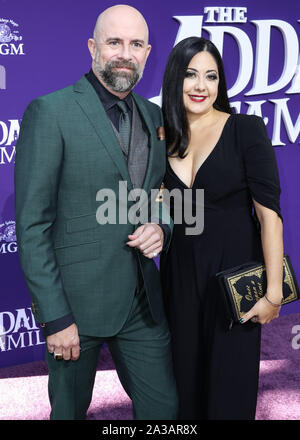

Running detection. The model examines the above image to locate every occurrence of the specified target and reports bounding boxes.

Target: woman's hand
[240,295,282,325]
[126,223,163,258]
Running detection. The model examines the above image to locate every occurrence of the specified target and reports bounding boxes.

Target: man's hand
[47,323,80,361]
[126,223,163,258]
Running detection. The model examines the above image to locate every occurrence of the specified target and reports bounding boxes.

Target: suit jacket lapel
[131,93,157,194]
[73,75,133,191]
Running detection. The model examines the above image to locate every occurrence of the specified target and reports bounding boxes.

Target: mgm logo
[0,18,25,56]
[0,221,17,254]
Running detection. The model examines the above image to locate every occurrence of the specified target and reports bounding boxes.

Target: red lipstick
[189,95,207,102]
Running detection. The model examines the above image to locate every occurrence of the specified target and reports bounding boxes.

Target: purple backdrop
[0,0,299,367]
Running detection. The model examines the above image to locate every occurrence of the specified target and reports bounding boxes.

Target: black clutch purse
[216,255,299,323]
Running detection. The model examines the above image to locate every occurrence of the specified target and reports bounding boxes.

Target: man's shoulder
[31,84,74,106]
[27,75,87,109]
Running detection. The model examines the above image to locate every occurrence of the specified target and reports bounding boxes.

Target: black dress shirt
[86,69,133,130]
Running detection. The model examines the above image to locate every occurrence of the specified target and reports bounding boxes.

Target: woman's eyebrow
[186,68,218,73]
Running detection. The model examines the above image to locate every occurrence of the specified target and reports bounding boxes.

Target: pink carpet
[0,313,299,420]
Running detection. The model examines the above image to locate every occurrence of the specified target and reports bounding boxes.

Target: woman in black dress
[160,37,284,420]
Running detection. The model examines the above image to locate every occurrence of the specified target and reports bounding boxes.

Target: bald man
[15,5,178,420]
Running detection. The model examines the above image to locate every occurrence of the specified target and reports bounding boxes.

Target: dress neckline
[167,114,233,189]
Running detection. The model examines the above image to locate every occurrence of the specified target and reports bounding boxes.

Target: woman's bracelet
[264,294,283,307]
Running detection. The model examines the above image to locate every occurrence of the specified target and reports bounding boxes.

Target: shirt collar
[86,69,133,111]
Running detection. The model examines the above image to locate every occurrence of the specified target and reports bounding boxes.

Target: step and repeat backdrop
[0,0,299,367]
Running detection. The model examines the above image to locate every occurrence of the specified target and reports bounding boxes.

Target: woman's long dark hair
[162,37,232,158]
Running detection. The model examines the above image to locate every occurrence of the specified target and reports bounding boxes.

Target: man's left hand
[126,223,163,258]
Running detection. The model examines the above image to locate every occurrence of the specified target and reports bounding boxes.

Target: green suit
[14,75,178,419]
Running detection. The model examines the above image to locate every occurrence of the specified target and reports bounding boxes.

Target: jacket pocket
[66,213,98,233]
[55,241,100,266]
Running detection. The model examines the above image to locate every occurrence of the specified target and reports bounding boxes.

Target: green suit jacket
[14,75,172,337]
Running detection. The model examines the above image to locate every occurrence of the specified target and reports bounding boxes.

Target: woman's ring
[153,252,158,258]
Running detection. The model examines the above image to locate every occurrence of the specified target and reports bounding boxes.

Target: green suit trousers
[46,289,178,420]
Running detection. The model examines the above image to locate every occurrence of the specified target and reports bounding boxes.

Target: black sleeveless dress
[160,113,282,420]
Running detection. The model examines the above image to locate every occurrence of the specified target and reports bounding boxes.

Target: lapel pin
[155,182,165,202]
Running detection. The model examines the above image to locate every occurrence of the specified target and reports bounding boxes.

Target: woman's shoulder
[231,112,265,128]
[232,113,267,139]
[231,113,268,142]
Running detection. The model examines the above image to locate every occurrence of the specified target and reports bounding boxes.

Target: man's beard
[95,56,142,93]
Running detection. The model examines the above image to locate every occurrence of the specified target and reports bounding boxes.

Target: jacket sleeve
[41,313,75,338]
[14,98,72,324]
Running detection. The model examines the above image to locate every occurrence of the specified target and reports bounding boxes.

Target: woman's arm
[241,199,284,324]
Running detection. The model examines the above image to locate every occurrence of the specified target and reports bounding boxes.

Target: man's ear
[146,44,152,60]
[88,38,97,60]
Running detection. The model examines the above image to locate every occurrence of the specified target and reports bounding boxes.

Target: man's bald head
[93,5,149,44]
[88,4,151,98]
